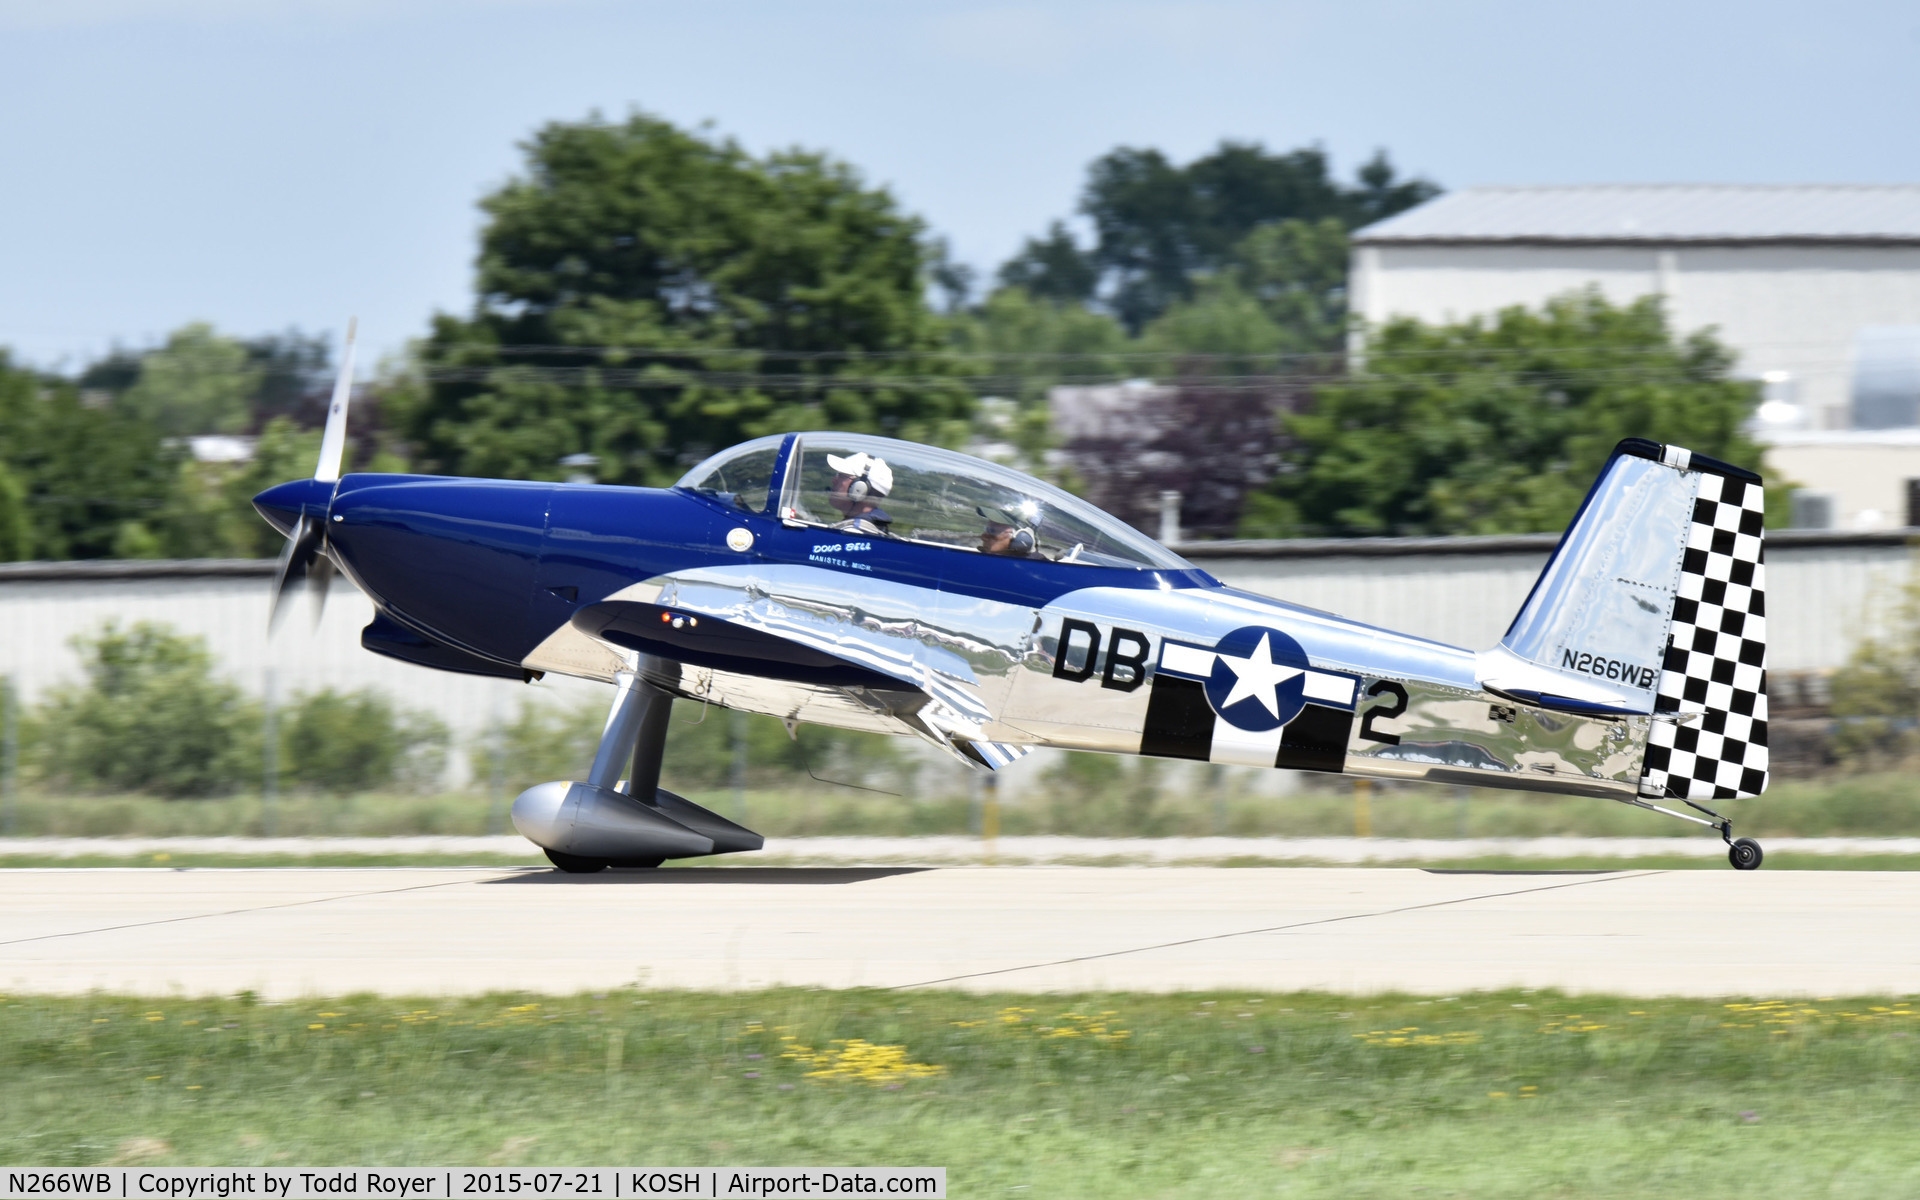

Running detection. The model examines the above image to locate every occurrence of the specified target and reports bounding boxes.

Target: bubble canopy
[677,433,1189,570]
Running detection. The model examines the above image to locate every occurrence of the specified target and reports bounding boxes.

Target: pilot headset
[828,452,892,502]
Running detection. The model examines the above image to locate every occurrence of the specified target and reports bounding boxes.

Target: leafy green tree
[1220,217,1351,353]
[1141,281,1291,372]
[34,623,256,797]
[997,221,1101,303]
[283,688,450,793]
[80,324,335,434]
[399,112,973,485]
[949,287,1131,401]
[0,353,183,560]
[1080,218,1353,382]
[1344,150,1448,228]
[1240,291,1774,538]
[242,329,334,425]
[120,322,263,436]
[1021,142,1435,331]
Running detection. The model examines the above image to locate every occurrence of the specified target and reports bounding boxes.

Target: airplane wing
[575,570,1022,771]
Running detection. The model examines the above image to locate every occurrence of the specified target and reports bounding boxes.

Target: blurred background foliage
[1827,571,1920,765]
[24,623,447,799]
[0,108,1768,559]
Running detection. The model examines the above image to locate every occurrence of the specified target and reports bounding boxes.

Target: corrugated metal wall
[1185,530,1916,673]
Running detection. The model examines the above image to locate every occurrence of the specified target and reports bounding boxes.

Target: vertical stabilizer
[1481,438,1768,800]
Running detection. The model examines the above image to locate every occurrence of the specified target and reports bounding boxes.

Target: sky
[2,0,1916,372]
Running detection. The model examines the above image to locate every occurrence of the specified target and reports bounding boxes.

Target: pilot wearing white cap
[824,451,894,535]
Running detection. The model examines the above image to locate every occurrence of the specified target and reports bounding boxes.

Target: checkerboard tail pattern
[1639,470,1769,800]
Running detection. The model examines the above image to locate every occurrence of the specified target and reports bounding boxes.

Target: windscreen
[676,436,785,514]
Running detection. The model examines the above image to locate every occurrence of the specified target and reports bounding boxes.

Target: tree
[399,112,973,485]
[119,322,264,436]
[1218,217,1351,354]
[996,221,1100,304]
[948,287,1132,404]
[242,329,335,426]
[1027,141,1436,331]
[0,353,183,560]
[1346,150,1444,228]
[1240,290,1775,538]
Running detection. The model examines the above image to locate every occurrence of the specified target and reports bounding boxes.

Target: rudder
[1640,466,1769,801]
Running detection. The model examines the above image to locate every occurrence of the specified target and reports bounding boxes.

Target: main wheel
[1728,838,1763,871]
[544,848,610,873]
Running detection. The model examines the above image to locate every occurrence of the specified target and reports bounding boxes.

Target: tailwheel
[1728,838,1763,871]
[544,848,610,873]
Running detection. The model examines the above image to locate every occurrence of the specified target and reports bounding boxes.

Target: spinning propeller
[268,317,357,630]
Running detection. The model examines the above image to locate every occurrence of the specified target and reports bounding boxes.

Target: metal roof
[1354,185,1920,245]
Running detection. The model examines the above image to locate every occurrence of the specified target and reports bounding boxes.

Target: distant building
[1352,185,1920,527]
[184,434,257,464]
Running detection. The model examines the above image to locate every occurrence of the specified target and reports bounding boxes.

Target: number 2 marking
[1359,680,1409,745]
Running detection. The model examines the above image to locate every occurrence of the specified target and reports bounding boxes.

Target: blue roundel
[1203,625,1313,732]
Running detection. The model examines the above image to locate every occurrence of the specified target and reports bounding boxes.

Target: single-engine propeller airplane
[256,325,1770,872]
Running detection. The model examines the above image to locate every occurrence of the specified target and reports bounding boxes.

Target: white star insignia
[1216,632,1302,717]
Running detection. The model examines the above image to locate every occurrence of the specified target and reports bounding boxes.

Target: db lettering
[1051,618,1150,692]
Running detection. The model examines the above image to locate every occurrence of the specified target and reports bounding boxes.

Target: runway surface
[2,866,1916,998]
[11,834,1920,863]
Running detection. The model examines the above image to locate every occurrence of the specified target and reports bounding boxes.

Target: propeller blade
[269,514,324,631]
[313,316,357,484]
[308,552,336,626]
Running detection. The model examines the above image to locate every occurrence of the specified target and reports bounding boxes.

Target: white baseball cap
[825,451,893,497]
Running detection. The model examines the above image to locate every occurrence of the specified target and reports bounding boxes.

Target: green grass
[2,989,1917,1196]
[8,769,1920,840]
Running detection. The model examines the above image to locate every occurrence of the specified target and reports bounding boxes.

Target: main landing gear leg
[541,670,675,874]
[1611,792,1763,871]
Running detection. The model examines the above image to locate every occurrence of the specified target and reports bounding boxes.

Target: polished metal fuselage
[526,559,1643,799]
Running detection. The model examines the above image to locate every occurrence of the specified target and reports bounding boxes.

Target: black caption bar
[1,1171,944,1200]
